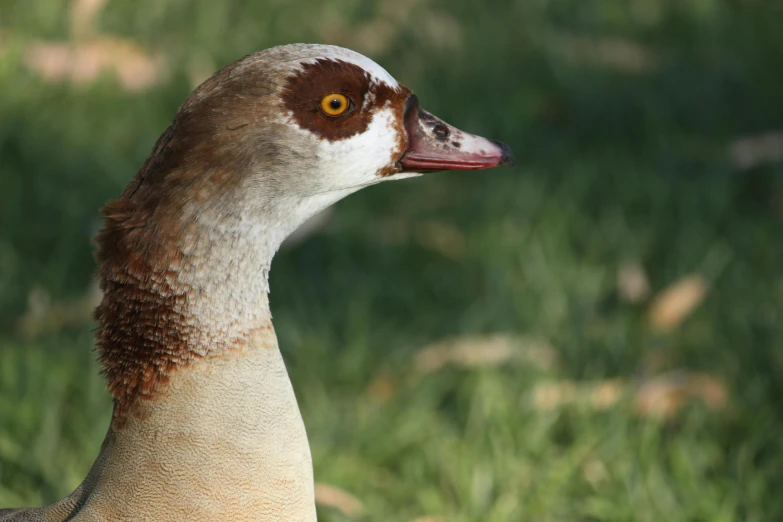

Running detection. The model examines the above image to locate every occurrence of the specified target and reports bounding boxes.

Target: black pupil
[330,97,343,110]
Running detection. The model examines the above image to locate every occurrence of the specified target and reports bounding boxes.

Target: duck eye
[320,93,351,117]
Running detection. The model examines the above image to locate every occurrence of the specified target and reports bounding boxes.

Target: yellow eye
[320,93,350,117]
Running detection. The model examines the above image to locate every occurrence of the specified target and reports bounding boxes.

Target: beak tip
[492,140,515,168]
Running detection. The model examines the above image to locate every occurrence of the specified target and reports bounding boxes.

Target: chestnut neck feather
[95,184,277,426]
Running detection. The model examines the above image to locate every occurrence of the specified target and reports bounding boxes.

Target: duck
[0,43,513,521]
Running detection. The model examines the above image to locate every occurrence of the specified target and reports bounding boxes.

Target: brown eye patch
[282,58,411,142]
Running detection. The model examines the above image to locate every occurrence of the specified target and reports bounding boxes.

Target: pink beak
[398,96,514,173]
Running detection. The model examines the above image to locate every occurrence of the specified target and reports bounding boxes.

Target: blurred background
[1,0,782,520]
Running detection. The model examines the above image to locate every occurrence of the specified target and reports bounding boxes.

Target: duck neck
[96,208,282,421]
[78,198,326,520]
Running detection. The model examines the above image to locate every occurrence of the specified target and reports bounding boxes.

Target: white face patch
[314,106,403,189]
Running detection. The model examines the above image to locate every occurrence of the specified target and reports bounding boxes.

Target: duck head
[119,45,513,224]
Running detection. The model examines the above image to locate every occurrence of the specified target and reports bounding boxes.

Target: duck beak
[398,95,514,173]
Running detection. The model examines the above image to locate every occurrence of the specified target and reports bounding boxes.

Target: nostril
[433,124,449,140]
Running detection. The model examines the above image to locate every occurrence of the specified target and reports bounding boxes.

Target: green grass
[1,0,783,520]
